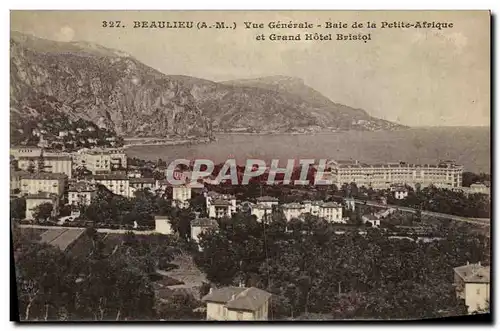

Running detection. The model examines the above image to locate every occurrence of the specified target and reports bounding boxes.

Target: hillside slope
[10,32,212,143]
[10,32,406,147]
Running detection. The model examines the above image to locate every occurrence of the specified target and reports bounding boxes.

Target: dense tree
[32,202,53,221]
[13,226,185,321]
[194,213,483,320]
[11,197,26,220]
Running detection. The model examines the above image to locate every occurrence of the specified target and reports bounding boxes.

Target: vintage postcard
[10,10,491,322]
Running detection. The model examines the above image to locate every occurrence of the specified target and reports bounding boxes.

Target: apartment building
[10,146,42,158]
[91,174,129,197]
[11,170,30,192]
[191,218,219,244]
[251,203,273,222]
[205,192,237,217]
[209,200,233,219]
[25,192,60,220]
[129,178,156,196]
[100,147,127,170]
[202,287,272,321]
[453,183,491,196]
[282,201,343,223]
[282,203,305,221]
[17,155,72,177]
[155,215,173,235]
[454,262,490,314]
[172,184,192,209]
[255,196,279,208]
[68,181,96,207]
[391,186,409,200]
[19,172,67,197]
[326,160,463,190]
[74,148,127,173]
[362,214,381,227]
[318,201,344,223]
[80,152,112,174]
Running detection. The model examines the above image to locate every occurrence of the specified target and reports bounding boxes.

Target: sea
[125,127,491,174]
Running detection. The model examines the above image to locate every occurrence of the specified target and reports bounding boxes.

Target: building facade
[326,160,463,190]
[81,152,112,174]
[209,200,233,219]
[255,196,279,208]
[25,193,59,220]
[172,185,192,209]
[202,287,272,321]
[205,192,237,218]
[318,202,343,222]
[68,181,96,207]
[91,174,129,197]
[155,215,173,235]
[191,218,219,243]
[11,170,30,192]
[129,178,156,197]
[282,201,343,223]
[251,204,273,222]
[282,203,304,222]
[39,155,73,178]
[454,263,490,314]
[10,146,42,159]
[19,173,67,197]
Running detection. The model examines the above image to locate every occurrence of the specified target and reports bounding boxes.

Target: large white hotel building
[324,160,463,190]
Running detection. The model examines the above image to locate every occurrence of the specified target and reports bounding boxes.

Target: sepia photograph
[9,10,491,322]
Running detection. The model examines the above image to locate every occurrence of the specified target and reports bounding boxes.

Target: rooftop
[26,192,58,200]
[39,228,86,252]
[212,199,232,207]
[91,174,129,181]
[129,177,156,184]
[206,191,235,199]
[363,214,379,221]
[69,181,96,192]
[321,201,341,208]
[42,155,73,161]
[11,170,31,177]
[256,196,279,202]
[454,263,490,283]
[282,203,303,209]
[191,218,219,227]
[253,203,273,210]
[20,172,68,180]
[329,159,463,170]
[202,286,272,312]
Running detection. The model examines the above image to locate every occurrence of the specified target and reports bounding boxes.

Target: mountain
[219,76,405,132]
[10,32,406,148]
[10,31,212,145]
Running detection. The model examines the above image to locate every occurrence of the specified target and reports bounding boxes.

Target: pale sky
[10,10,490,126]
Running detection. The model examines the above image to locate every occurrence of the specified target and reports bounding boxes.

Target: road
[353,199,490,227]
[17,224,158,235]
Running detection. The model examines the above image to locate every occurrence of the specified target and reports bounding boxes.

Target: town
[10,144,491,321]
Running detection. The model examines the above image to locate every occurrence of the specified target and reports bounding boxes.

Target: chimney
[478,261,481,267]
[209,288,213,294]
[231,294,236,301]
[467,261,469,265]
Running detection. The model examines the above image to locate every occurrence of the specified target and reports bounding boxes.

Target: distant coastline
[123,136,213,148]
[123,128,411,147]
